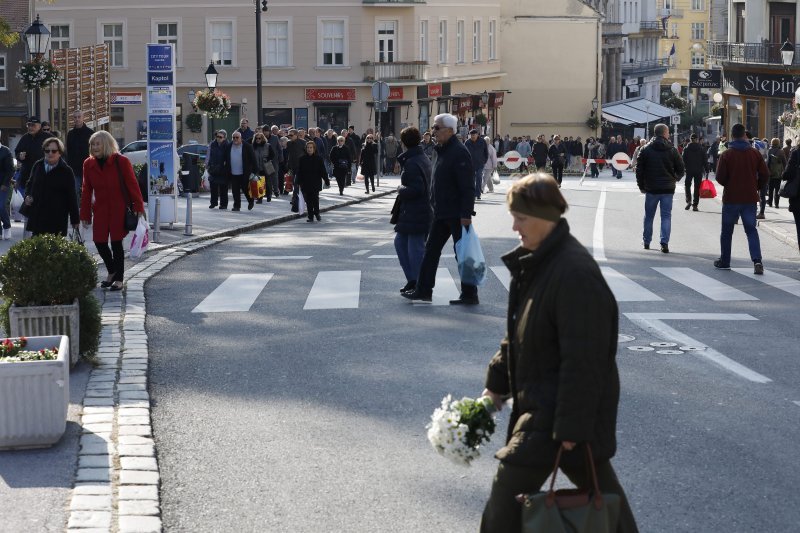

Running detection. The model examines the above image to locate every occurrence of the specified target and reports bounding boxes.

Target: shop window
[110,106,125,146]
[745,100,759,138]
[316,106,349,133]
[263,108,292,128]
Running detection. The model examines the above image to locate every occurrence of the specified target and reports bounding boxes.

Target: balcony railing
[639,21,663,32]
[621,58,671,74]
[659,8,683,17]
[707,40,800,66]
[362,61,428,82]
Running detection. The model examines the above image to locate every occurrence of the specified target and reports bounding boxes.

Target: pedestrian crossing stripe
[601,267,663,302]
[304,271,361,310]
[192,273,274,313]
[653,267,758,301]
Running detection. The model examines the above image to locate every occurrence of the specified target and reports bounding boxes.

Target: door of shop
[378,106,398,137]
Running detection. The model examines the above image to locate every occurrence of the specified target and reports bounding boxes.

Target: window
[102,23,124,67]
[456,20,465,63]
[438,19,447,63]
[419,20,428,62]
[472,20,481,61]
[50,25,70,50]
[266,21,290,66]
[691,0,704,10]
[488,19,497,60]
[209,21,233,65]
[664,0,673,8]
[320,19,345,66]
[691,51,705,67]
[153,21,180,65]
[377,21,397,63]
[0,54,5,90]
[671,23,678,38]
[691,22,705,40]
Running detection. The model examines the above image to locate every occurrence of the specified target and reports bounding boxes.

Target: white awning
[601,98,678,125]
[602,111,634,125]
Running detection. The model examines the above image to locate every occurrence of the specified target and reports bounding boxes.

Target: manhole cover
[618,334,636,343]
[627,346,655,352]
[656,350,684,355]
[650,342,678,347]
[679,346,706,351]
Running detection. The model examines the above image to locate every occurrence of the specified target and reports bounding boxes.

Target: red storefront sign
[491,92,505,107]
[427,84,443,98]
[389,87,404,100]
[305,88,356,101]
[457,97,472,113]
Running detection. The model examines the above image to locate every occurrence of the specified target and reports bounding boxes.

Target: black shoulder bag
[115,156,139,231]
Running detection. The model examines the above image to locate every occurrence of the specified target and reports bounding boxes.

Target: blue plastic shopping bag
[455,225,487,286]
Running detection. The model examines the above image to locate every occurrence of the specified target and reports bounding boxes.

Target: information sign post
[146,43,178,226]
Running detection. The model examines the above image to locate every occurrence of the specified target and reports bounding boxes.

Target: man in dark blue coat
[403,113,479,305]
[465,129,489,200]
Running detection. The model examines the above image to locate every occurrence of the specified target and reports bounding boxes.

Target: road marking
[490,266,511,291]
[192,274,274,313]
[430,268,462,306]
[593,188,607,263]
[601,267,663,302]
[732,268,800,297]
[369,254,455,259]
[353,250,370,256]
[624,312,770,383]
[372,241,391,247]
[304,271,361,310]
[653,267,758,301]
[793,401,800,408]
[222,255,312,261]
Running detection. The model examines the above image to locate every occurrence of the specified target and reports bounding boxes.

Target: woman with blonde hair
[80,130,145,291]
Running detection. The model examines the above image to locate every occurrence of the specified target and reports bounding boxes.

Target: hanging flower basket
[16,59,60,92]
[193,89,231,119]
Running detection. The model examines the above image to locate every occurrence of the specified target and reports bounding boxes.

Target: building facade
[621,0,668,102]
[658,0,712,97]
[0,0,33,146]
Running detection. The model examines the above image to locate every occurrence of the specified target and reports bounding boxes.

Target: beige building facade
[36,0,603,144]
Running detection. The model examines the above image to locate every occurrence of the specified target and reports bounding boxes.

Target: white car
[119,140,180,175]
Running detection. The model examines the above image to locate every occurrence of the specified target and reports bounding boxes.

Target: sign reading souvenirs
[305,88,356,101]
[689,69,722,89]
[723,69,798,98]
[428,84,443,98]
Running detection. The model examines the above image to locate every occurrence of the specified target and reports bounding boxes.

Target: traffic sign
[610,152,631,171]
[670,114,680,125]
[371,81,390,102]
[498,150,524,170]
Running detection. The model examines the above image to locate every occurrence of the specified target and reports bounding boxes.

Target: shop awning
[601,97,678,125]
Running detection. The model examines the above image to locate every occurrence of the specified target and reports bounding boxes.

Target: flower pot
[9,299,80,367]
[0,335,69,450]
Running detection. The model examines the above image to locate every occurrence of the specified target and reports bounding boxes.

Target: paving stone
[119,376,147,384]
[80,442,114,456]
[119,391,149,401]
[120,370,146,377]
[119,470,159,485]
[67,511,111,529]
[75,468,111,482]
[118,425,152,437]
[66,528,109,533]
[118,383,146,391]
[118,416,151,426]
[120,456,158,471]
[119,400,150,410]
[118,515,162,532]
[86,382,115,390]
[83,407,114,416]
[118,435,154,446]
[70,494,112,511]
[83,423,113,434]
[84,397,115,407]
[121,365,148,371]
[82,414,113,424]
[85,389,114,398]
[73,483,112,496]
[81,433,112,446]
[118,499,160,516]
[78,455,112,468]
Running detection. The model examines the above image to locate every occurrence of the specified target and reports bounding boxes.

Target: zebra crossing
[190,263,800,313]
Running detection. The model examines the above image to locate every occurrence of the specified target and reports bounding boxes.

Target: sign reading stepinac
[146,43,178,223]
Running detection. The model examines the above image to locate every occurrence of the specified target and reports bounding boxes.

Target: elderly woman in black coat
[329,136,352,196]
[295,141,326,222]
[394,127,432,294]
[24,137,80,237]
[480,173,638,533]
[359,133,379,193]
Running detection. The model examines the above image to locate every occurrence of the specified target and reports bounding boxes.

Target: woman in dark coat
[480,173,638,533]
[25,137,80,237]
[359,134,379,193]
[295,141,326,222]
[394,127,432,294]
[80,131,145,291]
[781,147,800,258]
[329,136,352,195]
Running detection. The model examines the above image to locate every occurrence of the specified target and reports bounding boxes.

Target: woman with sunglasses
[23,137,80,237]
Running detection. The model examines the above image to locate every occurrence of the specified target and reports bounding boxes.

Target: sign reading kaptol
[146,43,177,224]
[689,69,722,89]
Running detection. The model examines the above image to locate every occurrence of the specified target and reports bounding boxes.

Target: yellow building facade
[658,0,712,95]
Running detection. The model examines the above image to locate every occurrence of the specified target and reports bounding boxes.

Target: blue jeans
[474,168,484,198]
[643,192,673,245]
[394,232,426,282]
[720,203,761,265]
[0,186,10,230]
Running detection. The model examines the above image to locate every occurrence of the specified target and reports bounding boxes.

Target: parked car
[177,142,208,163]
[120,140,180,173]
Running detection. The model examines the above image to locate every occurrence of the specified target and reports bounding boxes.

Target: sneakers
[1,228,9,240]
[660,243,669,254]
[713,259,731,270]
[753,262,764,275]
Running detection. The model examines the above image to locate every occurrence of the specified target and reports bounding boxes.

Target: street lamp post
[205,61,219,139]
[591,97,599,138]
[713,92,723,137]
[22,14,51,119]
[781,40,794,69]
[255,0,268,126]
[670,82,681,146]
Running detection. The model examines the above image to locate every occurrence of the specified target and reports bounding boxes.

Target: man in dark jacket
[532,134,549,170]
[682,133,706,211]
[464,129,488,200]
[635,123,685,253]
[403,113,478,305]
[206,129,229,209]
[224,131,257,211]
[714,123,769,274]
[286,129,307,175]
[65,110,94,196]
[607,135,626,178]
[235,118,254,143]
[14,117,49,193]
[0,133,14,239]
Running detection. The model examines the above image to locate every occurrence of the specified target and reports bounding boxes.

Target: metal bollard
[152,197,161,243]
[184,189,193,236]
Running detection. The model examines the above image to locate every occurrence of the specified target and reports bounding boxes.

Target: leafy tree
[0,2,57,48]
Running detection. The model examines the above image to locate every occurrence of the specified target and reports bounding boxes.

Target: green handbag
[519,444,621,533]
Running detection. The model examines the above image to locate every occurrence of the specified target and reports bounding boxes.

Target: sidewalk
[0,177,400,533]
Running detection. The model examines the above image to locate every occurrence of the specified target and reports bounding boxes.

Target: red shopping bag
[284,172,294,192]
[699,178,717,199]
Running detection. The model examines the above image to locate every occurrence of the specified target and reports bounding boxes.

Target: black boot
[400,280,416,294]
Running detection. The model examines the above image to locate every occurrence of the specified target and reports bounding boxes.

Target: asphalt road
[147,173,800,532]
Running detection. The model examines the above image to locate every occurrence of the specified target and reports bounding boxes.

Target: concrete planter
[9,299,79,367]
[0,335,70,450]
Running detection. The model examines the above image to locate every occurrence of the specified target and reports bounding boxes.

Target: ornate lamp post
[22,14,51,118]
[670,82,681,146]
[781,40,794,69]
[205,61,219,138]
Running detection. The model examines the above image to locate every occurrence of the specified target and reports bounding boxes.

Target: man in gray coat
[465,129,489,200]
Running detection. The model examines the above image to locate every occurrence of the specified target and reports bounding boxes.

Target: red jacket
[80,153,145,241]
[715,140,769,204]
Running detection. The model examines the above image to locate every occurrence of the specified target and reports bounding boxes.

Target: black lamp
[23,14,51,59]
[205,62,218,90]
[781,40,794,68]
[481,90,489,106]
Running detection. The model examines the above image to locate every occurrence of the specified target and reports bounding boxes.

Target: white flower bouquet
[426,394,496,466]
[16,59,61,92]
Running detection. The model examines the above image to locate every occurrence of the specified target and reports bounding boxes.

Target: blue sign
[148,141,176,195]
[148,115,173,141]
[148,72,174,86]
[294,108,308,130]
[147,44,173,71]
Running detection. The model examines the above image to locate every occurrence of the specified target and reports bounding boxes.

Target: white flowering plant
[193,88,232,119]
[426,394,496,466]
[16,59,60,91]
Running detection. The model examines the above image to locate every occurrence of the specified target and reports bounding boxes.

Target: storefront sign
[457,98,472,113]
[389,87,403,100]
[111,92,143,105]
[427,84,442,98]
[305,88,356,101]
[689,69,722,89]
[723,69,798,98]
[490,92,504,107]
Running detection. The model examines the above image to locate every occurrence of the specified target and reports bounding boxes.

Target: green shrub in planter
[0,235,101,358]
